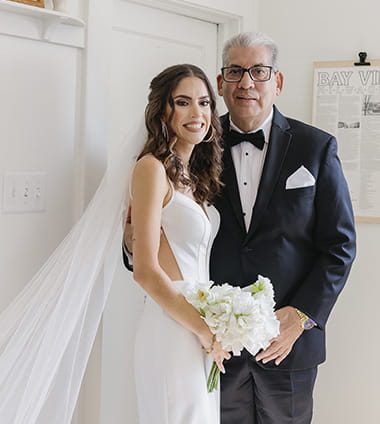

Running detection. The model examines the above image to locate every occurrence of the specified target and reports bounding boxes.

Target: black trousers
[220,351,317,424]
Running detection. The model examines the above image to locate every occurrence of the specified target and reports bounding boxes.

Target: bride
[129,64,230,423]
[0,63,230,424]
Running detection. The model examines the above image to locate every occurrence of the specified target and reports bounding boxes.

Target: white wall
[257,1,380,422]
[0,35,80,311]
[0,5,85,423]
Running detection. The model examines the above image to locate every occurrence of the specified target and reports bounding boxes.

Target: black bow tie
[228,129,265,150]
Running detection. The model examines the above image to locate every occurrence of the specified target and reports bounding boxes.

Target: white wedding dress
[134,187,220,424]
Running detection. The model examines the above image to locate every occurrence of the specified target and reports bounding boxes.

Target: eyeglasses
[221,65,273,83]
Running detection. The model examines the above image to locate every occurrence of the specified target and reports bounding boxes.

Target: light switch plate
[2,172,47,213]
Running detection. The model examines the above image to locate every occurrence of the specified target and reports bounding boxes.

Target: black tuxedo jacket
[210,107,356,370]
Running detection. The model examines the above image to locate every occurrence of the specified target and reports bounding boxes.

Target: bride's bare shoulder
[133,154,166,183]
[134,154,165,173]
[136,154,163,167]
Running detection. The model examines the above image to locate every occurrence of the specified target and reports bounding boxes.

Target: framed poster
[312,60,380,223]
[8,0,44,7]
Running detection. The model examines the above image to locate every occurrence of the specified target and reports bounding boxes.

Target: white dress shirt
[230,109,273,231]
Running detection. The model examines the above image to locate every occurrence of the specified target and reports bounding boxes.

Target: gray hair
[222,32,279,71]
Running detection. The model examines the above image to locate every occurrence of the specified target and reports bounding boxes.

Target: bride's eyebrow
[173,95,210,100]
[173,94,192,100]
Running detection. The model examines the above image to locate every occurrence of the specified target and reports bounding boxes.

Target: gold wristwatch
[295,308,316,330]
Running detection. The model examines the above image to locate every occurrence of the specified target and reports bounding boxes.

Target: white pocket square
[286,166,315,190]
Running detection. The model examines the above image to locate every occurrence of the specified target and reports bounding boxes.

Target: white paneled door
[98,2,219,424]
[108,1,219,153]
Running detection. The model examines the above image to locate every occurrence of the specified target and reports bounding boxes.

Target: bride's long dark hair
[138,64,223,204]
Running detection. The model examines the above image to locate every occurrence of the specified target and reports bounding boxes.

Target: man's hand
[123,205,164,255]
[255,306,303,366]
[123,206,134,254]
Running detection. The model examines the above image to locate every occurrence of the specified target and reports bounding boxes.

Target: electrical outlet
[2,172,47,213]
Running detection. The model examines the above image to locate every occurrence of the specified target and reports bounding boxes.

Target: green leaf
[251,280,265,295]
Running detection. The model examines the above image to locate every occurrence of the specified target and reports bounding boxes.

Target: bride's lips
[183,121,205,132]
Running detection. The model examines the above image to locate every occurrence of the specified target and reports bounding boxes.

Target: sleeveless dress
[134,186,220,424]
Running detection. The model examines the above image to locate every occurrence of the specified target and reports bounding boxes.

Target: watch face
[303,319,316,330]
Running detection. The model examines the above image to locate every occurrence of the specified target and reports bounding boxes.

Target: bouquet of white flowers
[180,275,280,392]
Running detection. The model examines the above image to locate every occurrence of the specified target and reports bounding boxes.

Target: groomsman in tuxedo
[211,32,356,424]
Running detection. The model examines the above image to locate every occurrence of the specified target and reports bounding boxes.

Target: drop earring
[161,121,169,142]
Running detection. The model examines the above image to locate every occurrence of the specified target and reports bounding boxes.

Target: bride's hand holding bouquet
[182,275,280,392]
[198,332,231,374]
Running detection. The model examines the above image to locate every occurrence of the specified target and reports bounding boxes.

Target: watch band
[294,308,316,330]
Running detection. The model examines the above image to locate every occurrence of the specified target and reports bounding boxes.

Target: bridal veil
[0,123,146,423]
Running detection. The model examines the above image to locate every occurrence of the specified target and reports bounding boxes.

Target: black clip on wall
[354,51,371,66]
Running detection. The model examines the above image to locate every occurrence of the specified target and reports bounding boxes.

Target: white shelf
[0,0,85,48]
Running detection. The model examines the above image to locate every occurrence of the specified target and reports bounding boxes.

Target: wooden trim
[355,216,380,224]
[8,0,44,8]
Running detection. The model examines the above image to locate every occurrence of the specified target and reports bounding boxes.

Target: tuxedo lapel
[219,114,246,232]
[246,107,292,239]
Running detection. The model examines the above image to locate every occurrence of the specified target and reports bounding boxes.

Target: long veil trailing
[0,123,146,423]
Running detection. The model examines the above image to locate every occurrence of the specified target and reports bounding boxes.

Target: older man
[211,32,356,424]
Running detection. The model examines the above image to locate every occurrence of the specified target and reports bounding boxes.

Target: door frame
[126,0,242,70]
